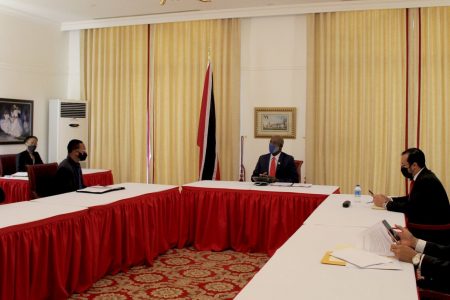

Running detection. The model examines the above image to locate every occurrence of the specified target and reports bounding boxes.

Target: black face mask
[401,167,413,180]
[78,152,88,161]
[27,145,37,153]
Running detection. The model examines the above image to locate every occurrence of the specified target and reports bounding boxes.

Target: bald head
[270,135,284,148]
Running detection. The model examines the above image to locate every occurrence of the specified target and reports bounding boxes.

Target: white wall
[240,15,308,182]
[0,9,69,162]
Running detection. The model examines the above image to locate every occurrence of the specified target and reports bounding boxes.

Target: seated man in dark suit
[252,135,299,183]
[391,225,450,294]
[16,135,44,172]
[373,148,450,225]
[55,139,87,194]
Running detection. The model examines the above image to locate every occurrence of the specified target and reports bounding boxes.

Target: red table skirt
[83,170,114,187]
[0,170,114,204]
[0,188,180,300]
[180,187,339,256]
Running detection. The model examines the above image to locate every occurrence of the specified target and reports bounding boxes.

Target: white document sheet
[11,172,28,177]
[331,248,394,268]
[358,221,395,256]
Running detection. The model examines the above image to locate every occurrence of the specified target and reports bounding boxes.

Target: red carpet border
[70,248,269,299]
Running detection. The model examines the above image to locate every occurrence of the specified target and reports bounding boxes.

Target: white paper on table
[292,183,312,187]
[11,172,28,177]
[365,260,402,270]
[357,221,395,256]
[270,182,294,187]
[331,248,394,268]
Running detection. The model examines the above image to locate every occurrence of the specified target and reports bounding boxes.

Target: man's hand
[391,244,417,263]
[394,225,418,248]
[373,194,389,207]
[259,172,268,176]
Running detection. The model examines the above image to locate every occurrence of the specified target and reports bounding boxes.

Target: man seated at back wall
[252,135,299,183]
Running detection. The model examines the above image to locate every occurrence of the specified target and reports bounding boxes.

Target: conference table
[180,181,339,255]
[235,194,418,300]
[0,183,180,300]
[0,168,114,204]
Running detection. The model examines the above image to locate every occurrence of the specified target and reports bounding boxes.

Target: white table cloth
[236,224,418,300]
[304,193,406,227]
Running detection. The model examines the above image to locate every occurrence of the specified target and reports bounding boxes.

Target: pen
[368,190,374,203]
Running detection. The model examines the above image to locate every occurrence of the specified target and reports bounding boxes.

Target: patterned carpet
[70,248,269,300]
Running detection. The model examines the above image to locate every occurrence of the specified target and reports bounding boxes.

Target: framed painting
[0,98,33,144]
[254,107,296,139]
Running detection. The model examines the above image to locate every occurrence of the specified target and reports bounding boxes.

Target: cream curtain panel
[306,10,407,194]
[81,25,149,183]
[419,6,450,192]
[150,19,240,185]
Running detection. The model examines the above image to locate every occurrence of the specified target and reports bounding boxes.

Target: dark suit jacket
[55,157,85,194]
[418,242,450,293]
[16,151,43,172]
[387,168,450,224]
[252,152,299,183]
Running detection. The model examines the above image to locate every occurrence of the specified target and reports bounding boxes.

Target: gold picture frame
[254,107,296,139]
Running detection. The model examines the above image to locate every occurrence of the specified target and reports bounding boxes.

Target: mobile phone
[382,219,400,242]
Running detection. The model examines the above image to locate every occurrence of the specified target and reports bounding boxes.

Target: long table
[235,194,418,300]
[180,181,339,255]
[235,225,418,300]
[0,168,114,204]
[0,183,180,300]
[304,194,406,227]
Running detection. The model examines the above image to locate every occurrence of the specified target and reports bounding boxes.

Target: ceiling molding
[56,0,449,31]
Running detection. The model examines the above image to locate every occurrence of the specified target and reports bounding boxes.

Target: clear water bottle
[354,184,362,202]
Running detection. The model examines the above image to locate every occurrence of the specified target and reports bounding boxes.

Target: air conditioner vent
[60,102,86,118]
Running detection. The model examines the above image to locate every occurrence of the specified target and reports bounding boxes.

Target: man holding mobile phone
[390,225,450,294]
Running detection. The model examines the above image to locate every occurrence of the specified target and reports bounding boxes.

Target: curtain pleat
[150,20,240,185]
[81,25,149,183]
[419,6,450,192]
[306,10,407,194]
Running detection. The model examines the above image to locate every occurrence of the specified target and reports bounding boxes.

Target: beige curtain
[306,9,407,194]
[150,19,240,185]
[419,6,450,192]
[81,25,149,183]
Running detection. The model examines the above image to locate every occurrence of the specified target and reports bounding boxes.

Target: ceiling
[0,0,349,22]
[0,0,448,30]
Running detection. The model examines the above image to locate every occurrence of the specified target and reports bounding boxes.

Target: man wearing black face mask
[251,135,299,183]
[16,135,44,172]
[55,139,87,194]
[373,148,450,225]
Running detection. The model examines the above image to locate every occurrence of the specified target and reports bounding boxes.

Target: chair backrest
[0,154,17,176]
[294,160,303,183]
[418,287,450,300]
[27,163,58,199]
[408,222,450,245]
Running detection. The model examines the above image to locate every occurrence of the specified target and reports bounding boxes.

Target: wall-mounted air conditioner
[48,99,88,166]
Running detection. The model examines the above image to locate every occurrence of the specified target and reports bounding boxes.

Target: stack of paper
[331,248,401,270]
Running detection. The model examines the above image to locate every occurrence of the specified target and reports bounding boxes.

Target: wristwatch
[412,253,422,266]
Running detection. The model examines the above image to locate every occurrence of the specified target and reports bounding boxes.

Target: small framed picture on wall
[254,107,296,139]
[0,98,33,144]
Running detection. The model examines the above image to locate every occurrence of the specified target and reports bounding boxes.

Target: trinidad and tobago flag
[197,62,220,180]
